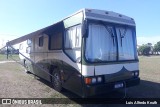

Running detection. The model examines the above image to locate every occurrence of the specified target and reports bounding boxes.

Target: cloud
[137,36,160,45]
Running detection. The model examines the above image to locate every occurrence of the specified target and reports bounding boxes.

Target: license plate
[114,83,123,89]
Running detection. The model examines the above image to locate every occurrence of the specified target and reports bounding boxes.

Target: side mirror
[76,57,81,63]
[82,20,88,38]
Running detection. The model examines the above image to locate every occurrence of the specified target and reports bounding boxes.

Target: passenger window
[26,46,31,54]
[39,36,43,47]
[27,39,32,46]
[19,44,23,50]
[65,25,81,49]
[49,32,62,50]
[64,25,82,62]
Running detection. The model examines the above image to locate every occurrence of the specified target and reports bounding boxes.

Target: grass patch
[139,56,160,82]
[0,54,20,61]
[0,55,159,100]
[0,62,23,72]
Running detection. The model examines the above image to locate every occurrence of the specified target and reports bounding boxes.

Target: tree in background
[138,44,151,55]
[153,41,160,55]
[0,46,19,54]
[147,43,153,54]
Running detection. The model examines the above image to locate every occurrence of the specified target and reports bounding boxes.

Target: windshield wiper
[119,28,127,46]
[93,58,103,62]
[104,26,115,46]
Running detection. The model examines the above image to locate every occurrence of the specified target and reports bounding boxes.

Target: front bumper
[84,77,140,97]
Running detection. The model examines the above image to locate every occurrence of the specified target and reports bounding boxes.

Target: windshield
[116,27,135,60]
[85,23,136,62]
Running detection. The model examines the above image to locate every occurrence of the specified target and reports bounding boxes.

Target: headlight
[92,78,96,84]
[131,71,139,77]
[97,77,102,82]
[84,76,103,84]
[135,72,138,76]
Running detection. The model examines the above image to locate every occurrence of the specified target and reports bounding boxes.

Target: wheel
[51,69,62,92]
[23,59,26,67]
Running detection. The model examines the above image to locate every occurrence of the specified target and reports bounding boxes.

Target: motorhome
[7,9,140,97]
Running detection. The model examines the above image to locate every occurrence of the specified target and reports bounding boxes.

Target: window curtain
[65,25,81,49]
[65,25,81,61]
[85,24,117,62]
[116,27,135,60]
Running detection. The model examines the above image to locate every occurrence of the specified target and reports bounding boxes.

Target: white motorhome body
[19,41,30,60]
[7,9,140,97]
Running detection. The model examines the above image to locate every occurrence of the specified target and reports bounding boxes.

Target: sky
[0,0,160,47]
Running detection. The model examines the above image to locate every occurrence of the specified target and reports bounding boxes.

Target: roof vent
[119,14,122,17]
[87,9,91,12]
[105,11,109,14]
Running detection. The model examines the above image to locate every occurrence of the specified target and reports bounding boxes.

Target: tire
[51,69,62,92]
[25,68,30,74]
[24,64,31,74]
[23,59,26,67]
[34,75,39,80]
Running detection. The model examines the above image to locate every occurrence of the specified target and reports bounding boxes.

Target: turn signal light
[84,78,92,84]
[84,76,103,85]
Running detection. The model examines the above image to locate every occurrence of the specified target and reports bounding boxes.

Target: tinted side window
[27,39,32,46]
[19,44,23,50]
[39,36,43,47]
[49,32,62,50]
